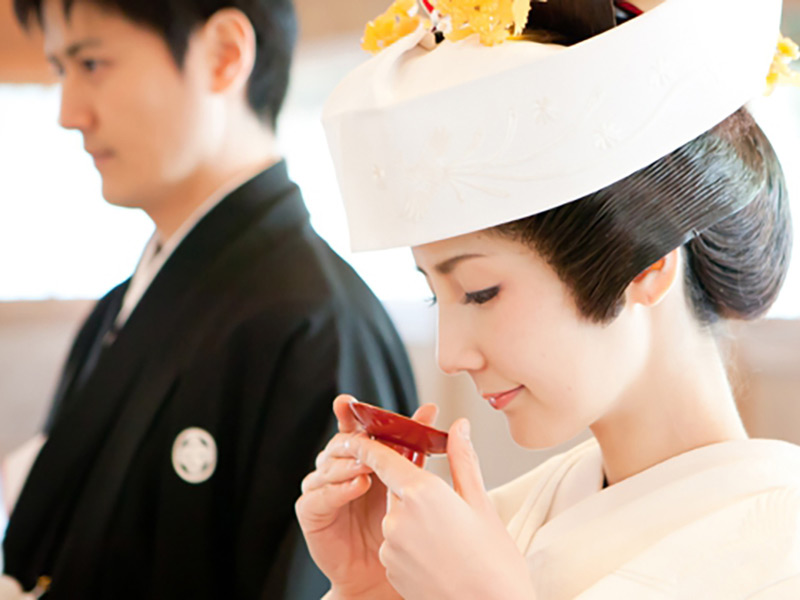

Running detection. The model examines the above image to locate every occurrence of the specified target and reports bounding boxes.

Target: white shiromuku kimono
[491,438,800,599]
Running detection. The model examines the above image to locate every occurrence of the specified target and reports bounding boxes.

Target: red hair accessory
[615,2,643,16]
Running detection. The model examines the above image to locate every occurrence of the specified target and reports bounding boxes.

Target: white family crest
[171,427,218,484]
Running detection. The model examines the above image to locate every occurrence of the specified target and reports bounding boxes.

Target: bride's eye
[464,286,500,305]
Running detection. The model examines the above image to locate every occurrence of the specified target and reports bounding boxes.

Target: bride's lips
[482,386,523,410]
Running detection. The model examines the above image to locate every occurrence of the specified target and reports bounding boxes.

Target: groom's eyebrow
[47,38,104,63]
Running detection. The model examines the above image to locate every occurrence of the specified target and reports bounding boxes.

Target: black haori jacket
[3,161,417,599]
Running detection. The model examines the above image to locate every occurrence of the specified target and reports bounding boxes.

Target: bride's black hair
[496,0,792,325]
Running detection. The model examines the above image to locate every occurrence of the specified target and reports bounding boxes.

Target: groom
[2,0,417,598]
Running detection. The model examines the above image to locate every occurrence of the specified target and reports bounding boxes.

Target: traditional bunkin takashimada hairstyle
[324,0,798,326]
[13,0,297,127]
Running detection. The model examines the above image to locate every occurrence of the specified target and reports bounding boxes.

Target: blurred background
[1,0,799,489]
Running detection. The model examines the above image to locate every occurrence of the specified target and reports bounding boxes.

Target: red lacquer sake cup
[349,400,448,467]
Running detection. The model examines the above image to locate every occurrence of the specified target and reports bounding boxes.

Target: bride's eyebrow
[416,253,485,276]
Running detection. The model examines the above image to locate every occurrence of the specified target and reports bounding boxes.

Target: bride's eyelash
[423,286,500,306]
[464,286,500,305]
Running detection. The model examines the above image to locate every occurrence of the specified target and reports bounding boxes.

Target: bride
[296,0,800,598]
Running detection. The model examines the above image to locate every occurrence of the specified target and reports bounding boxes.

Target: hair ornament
[362,0,541,53]
[766,33,800,94]
[362,0,429,54]
[363,0,797,94]
[433,0,535,45]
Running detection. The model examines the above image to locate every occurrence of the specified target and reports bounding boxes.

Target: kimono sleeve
[226,308,342,600]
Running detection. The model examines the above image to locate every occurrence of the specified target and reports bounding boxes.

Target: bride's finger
[301,458,373,494]
[333,394,362,433]
[317,432,374,465]
[296,475,374,530]
[411,402,439,427]
[345,435,426,500]
[315,431,370,469]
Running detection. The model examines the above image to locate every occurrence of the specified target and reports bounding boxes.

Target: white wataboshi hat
[322,0,784,251]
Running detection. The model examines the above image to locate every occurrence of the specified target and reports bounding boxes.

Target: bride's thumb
[447,419,491,511]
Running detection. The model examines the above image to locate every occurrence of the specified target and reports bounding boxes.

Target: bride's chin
[506,417,580,450]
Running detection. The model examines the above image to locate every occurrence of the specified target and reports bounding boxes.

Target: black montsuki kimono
[3,161,418,599]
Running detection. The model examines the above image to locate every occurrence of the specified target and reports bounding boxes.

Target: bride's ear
[626,248,681,308]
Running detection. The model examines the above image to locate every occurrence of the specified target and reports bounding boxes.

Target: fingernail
[461,420,471,441]
[344,438,350,450]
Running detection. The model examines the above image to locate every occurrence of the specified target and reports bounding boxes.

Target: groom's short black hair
[15,0,297,128]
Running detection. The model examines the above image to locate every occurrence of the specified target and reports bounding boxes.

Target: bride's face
[412,230,649,449]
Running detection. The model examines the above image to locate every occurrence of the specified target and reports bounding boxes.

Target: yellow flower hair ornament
[362,0,537,54]
[766,33,800,94]
[362,0,427,54]
[433,0,533,46]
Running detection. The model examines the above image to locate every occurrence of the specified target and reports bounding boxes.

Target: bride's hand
[343,418,536,600]
[295,394,438,600]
